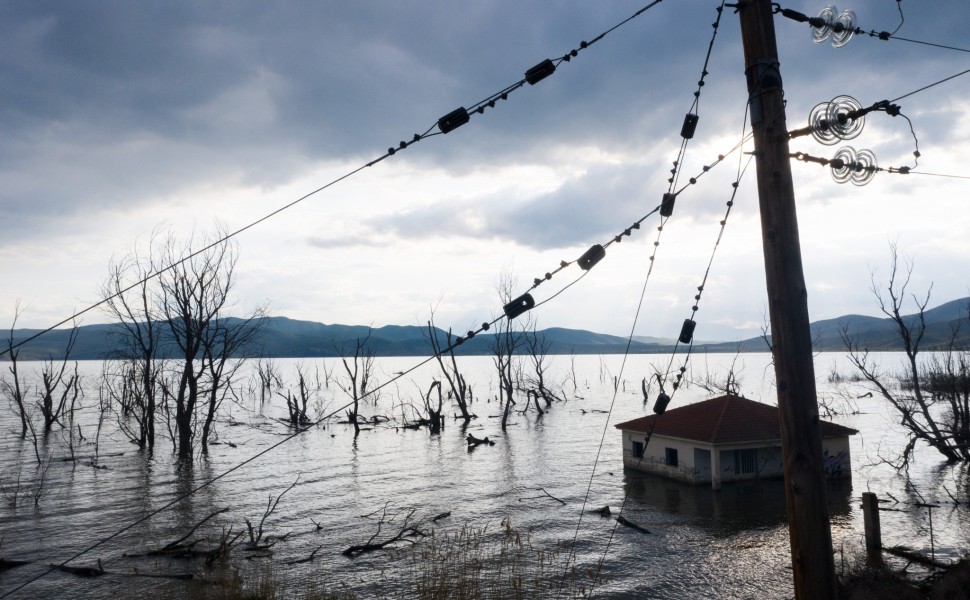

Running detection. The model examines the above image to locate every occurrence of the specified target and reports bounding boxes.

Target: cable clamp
[503,293,535,320]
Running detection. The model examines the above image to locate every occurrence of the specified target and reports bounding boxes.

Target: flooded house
[615,394,857,489]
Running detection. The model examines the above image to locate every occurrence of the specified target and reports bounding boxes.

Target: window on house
[632,441,644,458]
[665,447,678,467]
[734,448,758,474]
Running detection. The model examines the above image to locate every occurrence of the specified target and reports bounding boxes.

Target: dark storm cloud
[0,1,698,241]
[360,160,741,251]
[2,1,968,244]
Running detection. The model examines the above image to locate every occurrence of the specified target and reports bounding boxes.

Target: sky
[2,0,969,342]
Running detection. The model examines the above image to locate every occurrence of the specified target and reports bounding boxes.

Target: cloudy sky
[2,0,968,342]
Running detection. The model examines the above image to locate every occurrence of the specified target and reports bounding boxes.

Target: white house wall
[621,431,701,484]
[822,436,852,479]
[620,430,854,488]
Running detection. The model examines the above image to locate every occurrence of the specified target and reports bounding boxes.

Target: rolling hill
[4,297,968,361]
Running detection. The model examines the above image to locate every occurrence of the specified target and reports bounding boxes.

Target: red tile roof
[614,394,857,445]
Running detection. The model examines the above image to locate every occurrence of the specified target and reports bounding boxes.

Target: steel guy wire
[555,134,757,600]
[583,98,756,599]
[0,0,668,360]
[661,155,754,395]
[667,0,727,194]
[590,161,755,595]
[660,95,754,396]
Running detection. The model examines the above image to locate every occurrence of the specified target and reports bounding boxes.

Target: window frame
[734,448,758,475]
[632,440,645,458]
[665,447,678,467]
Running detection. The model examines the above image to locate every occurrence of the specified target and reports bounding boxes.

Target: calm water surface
[1,352,967,598]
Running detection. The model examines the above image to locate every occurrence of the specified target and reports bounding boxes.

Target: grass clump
[401,517,596,599]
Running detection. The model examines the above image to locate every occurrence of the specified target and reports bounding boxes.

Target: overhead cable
[774,2,970,53]
[0,0,668,359]
[3,124,764,598]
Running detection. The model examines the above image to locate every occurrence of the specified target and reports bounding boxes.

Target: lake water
[1,352,967,598]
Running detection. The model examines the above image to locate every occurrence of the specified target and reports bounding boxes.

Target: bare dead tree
[101,245,162,451]
[492,319,521,431]
[843,244,970,466]
[155,229,261,461]
[524,326,563,407]
[276,364,318,427]
[427,316,474,423]
[692,351,743,397]
[567,352,580,395]
[491,275,530,431]
[199,311,265,452]
[2,304,30,439]
[423,380,443,434]
[36,326,81,431]
[255,359,281,405]
[340,333,375,438]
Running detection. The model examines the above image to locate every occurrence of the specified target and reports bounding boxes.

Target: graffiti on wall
[823,449,849,478]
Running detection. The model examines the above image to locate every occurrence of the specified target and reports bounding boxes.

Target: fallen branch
[466,433,494,447]
[942,485,963,506]
[616,515,651,534]
[0,558,31,572]
[518,487,566,506]
[152,507,230,554]
[49,560,107,578]
[884,545,952,569]
[343,506,428,558]
[245,475,301,550]
[286,543,325,565]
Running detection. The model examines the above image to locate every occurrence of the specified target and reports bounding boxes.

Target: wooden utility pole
[736,1,838,598]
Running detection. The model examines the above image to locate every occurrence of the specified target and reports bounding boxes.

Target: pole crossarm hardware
[736,1,838,598]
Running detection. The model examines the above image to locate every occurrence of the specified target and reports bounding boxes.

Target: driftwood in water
[0,558,31,572]
[466,433,495,447]
[139,507,242,564]
[616,515,651,534]
[884,545,953,569]
[49,560,107,577]
[518,487,565,506]
[147,506,229,558]
[286,543,326,565]
[344,505,428,558]
[244,476,301,552]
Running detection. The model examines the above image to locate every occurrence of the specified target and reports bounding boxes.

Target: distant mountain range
[5,297,969,361]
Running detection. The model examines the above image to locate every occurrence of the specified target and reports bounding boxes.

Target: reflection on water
[0,353,966,599]
[623,470,854,537]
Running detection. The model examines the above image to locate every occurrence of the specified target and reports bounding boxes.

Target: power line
[667,1,727,193]
[878,34,970,54]
[790,150,970,183]
[556,3,742,587]
[906,170,970,181]
[1,0,668,360]
[774,3,970,53]
[3,135,763,600]
[588,153,753,600]
[891,66,970,103]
